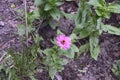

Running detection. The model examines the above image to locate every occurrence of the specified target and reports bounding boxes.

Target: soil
[0,0,120,80]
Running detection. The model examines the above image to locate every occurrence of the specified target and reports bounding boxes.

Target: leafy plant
[2,0,120,80]
[0,42,42,80]
[42,32,79,79]
[72,0,120,60]
[34,0,63,29]
[88,0,120,18]
[34,0,62,20]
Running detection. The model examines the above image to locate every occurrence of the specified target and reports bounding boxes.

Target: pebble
[0,21,5,28]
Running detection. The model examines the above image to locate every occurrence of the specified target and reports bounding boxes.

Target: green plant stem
[24,0,28,46]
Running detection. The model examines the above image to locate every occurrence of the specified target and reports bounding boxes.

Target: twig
[24,0,28,46]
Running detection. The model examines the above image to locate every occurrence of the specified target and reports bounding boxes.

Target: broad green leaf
[75,3,90,29]
[50,9,61,20]
[96,18,103,34]
[62,48,75,58]
[63,45,79,58]
[87,0,102,7]
[44,4,53,11]
[79,28,91,39]
[89,36,100,60]
[71,45,79,53]
[108,3,120,13]
[102,24,120,35]
[70,33,78,41]
[95,8,110,18]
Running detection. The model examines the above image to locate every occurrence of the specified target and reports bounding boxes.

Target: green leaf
[71,45,79,53]
[108,3,120,13]
[79,43,90,55]
[102,24,120,35]
[57,29,63,35]
[70,33,78,41]
[61,48,75,58]
[75,3,90,29]
[55,2,63,6]
[30,8,40,21]
[89,36,100,60]
[34,0,43,6]
[59,59,68,65]
[50,9,61,20]
[96,18,103,34]
[87,0,102,7]
[49,67,57,80]
[61,11,75,20]
[44,4,53,11]
[79,28,91,39]
[43,49,51,56]
[29,74,36,80]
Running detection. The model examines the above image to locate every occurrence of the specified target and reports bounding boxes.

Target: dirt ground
[0,0,120,80]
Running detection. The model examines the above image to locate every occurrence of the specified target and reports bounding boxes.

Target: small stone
[0,21,5,28]
[11,3,16,8]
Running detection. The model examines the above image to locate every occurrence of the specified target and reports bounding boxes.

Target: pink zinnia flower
[56,34,71,50]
